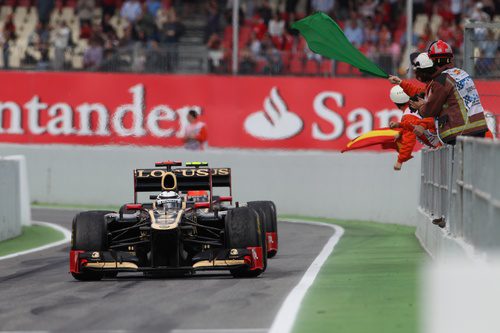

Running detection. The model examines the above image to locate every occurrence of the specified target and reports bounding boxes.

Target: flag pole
[406,0,413,78]
[232,0,240,75]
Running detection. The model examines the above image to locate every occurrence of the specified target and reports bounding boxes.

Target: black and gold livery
[70,161,277,280]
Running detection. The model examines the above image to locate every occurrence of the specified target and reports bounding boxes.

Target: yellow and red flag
[341,128,401,153]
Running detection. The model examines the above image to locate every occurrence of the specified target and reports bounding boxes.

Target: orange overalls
[395,80,440,164]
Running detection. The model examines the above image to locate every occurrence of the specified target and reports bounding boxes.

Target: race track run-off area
[0,208,424,333]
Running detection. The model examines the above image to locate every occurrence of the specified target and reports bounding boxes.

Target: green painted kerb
[32,202,119,211]
[283,216,425,333]
[0,225,65,257]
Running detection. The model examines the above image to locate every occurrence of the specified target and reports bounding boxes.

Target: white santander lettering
[113,84,146,137]
[25,96,47,135]
[4,85,206,139]
[147,105,176,137]
[346,108,373,139]
[312,92,344,141]
[0,101,23,134]
[47,103,75,135]
[76,103,110,136]
[2,83,402,148]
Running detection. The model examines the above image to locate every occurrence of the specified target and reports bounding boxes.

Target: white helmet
[390,85,410,104]
[413,53,434,69]
[156,191,181,210]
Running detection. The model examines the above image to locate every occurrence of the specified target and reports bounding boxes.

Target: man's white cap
[390,85,410,104]
[413,52,434,69]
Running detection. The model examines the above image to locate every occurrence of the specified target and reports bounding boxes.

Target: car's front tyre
[71,210,113,281]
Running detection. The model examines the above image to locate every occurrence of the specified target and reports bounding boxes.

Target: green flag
[292,12,388,78]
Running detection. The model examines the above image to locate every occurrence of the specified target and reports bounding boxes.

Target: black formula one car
[69,161,278,280]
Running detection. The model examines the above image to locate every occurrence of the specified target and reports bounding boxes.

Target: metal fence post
[463,23,475,77]
[231,0,240,75]
[445,145,453,229]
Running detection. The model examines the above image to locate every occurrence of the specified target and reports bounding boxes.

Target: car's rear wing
[133,167,231,203]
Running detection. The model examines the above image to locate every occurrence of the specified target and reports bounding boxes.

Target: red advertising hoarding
[0,72,497,150]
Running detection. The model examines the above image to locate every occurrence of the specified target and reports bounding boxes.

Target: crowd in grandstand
[0,0,498,75]
[0,0,185,71]
[206,0,498,75]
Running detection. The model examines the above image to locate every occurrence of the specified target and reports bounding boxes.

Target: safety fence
[464,21,500,79]
[1,42,398,77]
[418,137,500,258]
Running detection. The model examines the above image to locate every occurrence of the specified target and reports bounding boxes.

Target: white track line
[170,328,267,333]
[0,221,71,261]
[269,219,345,333]
[0,217,343,333]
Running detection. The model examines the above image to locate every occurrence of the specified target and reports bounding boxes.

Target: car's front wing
[69,247,263,275]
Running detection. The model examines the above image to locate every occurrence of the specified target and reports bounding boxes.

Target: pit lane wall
[416,138,500,259]
[0,155,31,242]
[0,145,419,225]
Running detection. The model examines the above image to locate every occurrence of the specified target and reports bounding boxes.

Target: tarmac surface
[0,208,334,332]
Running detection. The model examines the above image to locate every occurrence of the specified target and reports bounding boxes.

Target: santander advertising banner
[0,72,497,150]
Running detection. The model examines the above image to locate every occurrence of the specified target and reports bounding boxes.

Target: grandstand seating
[0,1,498,76]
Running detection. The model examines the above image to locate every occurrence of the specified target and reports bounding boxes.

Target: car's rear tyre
[248,201,278,258]
[71,210,113,281]
[225,207,264,278]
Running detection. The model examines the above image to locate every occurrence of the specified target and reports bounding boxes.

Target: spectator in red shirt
[437,20,454,45]
[80,21,93,39]
[4,14,16,36]
[182,110,208,150]
[252,16,268,40]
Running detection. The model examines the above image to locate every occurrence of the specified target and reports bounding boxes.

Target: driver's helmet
[156,191,182,210]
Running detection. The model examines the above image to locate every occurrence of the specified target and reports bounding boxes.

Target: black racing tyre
[71,210,113,281]
[225,207,264,278]
[247,201,278,258]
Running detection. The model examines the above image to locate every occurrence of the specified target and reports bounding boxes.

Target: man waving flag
[292,12,388,78]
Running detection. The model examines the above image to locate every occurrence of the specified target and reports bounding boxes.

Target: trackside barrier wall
[0,156,31,241]
[0,145,421,226]
[4,155,32,226]
[416,138,500,258]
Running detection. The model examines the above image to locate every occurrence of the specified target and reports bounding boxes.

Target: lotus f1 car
[69,161,278,280]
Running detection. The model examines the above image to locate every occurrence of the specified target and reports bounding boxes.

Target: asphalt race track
[0,208,334,332]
